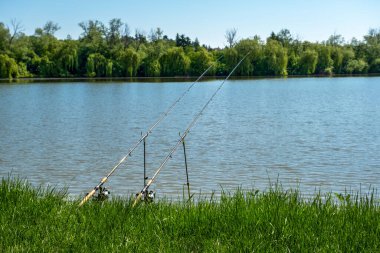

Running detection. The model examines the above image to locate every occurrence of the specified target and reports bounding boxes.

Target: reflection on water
[1,77,379,199]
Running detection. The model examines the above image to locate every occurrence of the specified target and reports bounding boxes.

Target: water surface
[1,77,379,198]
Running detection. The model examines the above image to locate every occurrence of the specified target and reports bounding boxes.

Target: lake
[1,77,379,199]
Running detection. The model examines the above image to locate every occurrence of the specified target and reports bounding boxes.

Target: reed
[1,177,379,252]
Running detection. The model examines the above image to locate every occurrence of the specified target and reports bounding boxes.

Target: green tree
[78,20,108,75]
[144,59,161,77]
[86,53,107,77]
[117,48,140,77]
[0,23,10,53]
[17,61,30,77]
[299,49,318,75]
[287,51,300,75]
[139,42,165,77]
[345,59,369,74]
[1,20,380,79]
[55,40,79,77]
[9,34,32,64]
[193,38,200,50]
[0,54,19,78]
[265,40,288,75]
[176,33,192,48]
[148,27,164,42]
[326,33,345,46]
[107,18,123,47]
[213,50,227,76]
[106,60,113,77]
[189,48,214,75]
[79,20,106,42]
[369,58,380,73]
[133,30,147,51]
[159,47,190,76]
[40,55,57,77]
[315,46,333,74]
[341,48,355,73]
[270,29,293,47]
[364,28,380,72]
[25,54,41,76]
[42,21,60,36]
[235,38,262,76]
[30,25,60,59]
[223,47,239,75]
[331,47,343,74]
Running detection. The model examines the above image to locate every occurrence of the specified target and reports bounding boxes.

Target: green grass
[1,177,380,252]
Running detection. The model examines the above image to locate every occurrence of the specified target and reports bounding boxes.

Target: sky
[0,0,379,47]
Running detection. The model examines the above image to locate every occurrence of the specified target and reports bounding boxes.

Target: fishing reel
[140,189,156,203]
[92,186,110,202]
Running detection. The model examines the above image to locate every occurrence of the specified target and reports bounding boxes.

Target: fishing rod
[79,58,220,206]
[133,52,250,206]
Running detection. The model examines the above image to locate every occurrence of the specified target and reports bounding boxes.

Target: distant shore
[1,73,380,84]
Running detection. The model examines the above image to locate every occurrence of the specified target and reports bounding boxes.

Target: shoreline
[1,73,380,83]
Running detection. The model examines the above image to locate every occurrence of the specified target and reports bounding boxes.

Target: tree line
[0,19,380,79]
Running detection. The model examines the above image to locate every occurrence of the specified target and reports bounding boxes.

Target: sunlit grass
[1,177,379,252]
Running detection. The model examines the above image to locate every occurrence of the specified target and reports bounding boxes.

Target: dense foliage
[1,19,380,79]
[1,178,380,252]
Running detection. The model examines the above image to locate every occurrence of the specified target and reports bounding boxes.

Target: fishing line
[79,56,221,206]
[133,52,251,205]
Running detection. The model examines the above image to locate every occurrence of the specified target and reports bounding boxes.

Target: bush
[369,58,380,73]
[345,59,369,74]
[0,54,19,79]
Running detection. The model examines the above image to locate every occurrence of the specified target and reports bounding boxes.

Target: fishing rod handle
[132,192,143,207]
[78,177,108,206]
[79,189,96,206]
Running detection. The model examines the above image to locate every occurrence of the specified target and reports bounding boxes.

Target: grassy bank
[1,178,380,252]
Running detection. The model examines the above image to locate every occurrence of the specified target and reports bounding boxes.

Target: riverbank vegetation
[1,177,379,251]
[0,19,380,79]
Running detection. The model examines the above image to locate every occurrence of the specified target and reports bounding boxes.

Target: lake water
[1,77,379,199]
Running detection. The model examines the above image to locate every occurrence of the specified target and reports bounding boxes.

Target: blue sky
[0,0,379,47]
